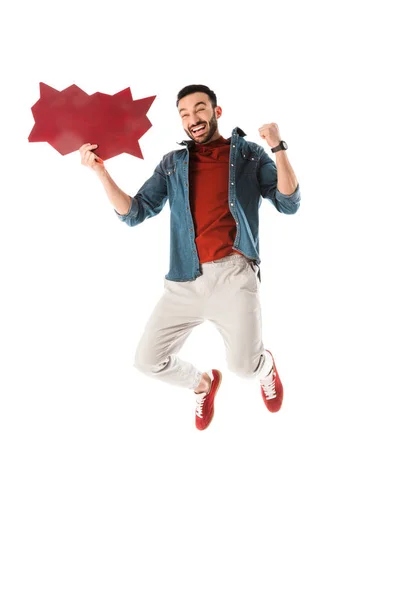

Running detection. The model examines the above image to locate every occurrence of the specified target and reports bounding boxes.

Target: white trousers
[134,253,273,389]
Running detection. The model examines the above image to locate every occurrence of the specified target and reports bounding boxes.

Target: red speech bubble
[28,83,156,161]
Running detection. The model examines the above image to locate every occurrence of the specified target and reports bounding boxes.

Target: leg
[134,279,206,390]
[208,259,273,379]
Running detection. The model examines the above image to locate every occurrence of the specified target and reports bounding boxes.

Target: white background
[1,1,399,598]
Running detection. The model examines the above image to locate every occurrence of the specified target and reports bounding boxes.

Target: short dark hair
[176,84,217,109]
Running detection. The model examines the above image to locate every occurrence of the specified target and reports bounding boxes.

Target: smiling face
[178,92,222,144]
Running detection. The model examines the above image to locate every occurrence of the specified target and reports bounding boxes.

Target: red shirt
[189,135,243,264]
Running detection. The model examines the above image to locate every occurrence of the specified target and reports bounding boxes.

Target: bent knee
[133,346,169,374]
[227,360,258,379]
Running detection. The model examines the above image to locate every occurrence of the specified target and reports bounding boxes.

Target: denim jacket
[115,126,301,282]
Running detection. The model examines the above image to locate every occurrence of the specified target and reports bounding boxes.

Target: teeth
[193,125,205,133]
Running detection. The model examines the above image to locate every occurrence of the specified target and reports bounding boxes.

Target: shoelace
[261,370,277,400]
[195,372,213,418]
[195,393,207,418]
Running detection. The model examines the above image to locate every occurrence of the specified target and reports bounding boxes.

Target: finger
[89,152,103,166]
[86,148,98,159]
[80,148,95,162]
[79,143,98,154]
[82,150,91,164]
[87,152,97,165]
[82,150,97,165]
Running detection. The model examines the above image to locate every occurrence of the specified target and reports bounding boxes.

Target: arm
[114,159,168,227]
[275,149,298,196]
[79,143,132,215]
[96,168,132,215]
[257,148,301,214]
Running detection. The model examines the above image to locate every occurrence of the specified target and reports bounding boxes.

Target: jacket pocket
[165,165,176,177]
[165,165,177,195]
[240,149,259,173]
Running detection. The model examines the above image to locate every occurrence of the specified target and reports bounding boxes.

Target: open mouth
[191,124,206,136]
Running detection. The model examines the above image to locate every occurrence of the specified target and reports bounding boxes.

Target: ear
[215,106,222,119]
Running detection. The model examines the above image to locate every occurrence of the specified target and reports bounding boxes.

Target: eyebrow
[179,101,207,114]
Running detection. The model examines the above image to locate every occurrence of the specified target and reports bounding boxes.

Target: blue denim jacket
[115,126,301,282]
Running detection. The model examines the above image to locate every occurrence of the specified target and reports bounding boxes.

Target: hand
[79,143,105,174]
[258,123,281,148]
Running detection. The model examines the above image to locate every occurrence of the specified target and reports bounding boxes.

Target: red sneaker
[195,369,222,430]
[260,350,283,412]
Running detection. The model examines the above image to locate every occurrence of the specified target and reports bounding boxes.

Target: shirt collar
[177,126,247,147]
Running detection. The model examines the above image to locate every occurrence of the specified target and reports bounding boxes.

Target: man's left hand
[258,123,281,148]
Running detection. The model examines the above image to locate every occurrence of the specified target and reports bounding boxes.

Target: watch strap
[271,140,288,153]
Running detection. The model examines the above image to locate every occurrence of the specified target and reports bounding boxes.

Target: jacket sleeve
[257,148,301,215]
[114,158,168,226]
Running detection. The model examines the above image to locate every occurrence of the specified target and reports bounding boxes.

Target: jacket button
[233,145,236,148]
[231,163,233,166]
[231,182,234,185]
[230,202,234,206]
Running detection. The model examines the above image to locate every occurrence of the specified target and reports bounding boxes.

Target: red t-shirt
[188,135,243,264]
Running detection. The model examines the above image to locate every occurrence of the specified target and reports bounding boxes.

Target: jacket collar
[177,126,247,147]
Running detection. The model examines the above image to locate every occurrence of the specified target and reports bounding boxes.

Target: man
[79,84,301,431]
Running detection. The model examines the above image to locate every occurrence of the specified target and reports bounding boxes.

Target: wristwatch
[271,140,288,153]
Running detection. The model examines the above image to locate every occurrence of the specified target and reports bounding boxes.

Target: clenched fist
[258,123,281,148]
[79,143,105,174]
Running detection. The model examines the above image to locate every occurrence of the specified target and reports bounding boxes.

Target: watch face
[282,141,288,149]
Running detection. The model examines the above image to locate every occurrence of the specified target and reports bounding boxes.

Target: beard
[186,110,219,144]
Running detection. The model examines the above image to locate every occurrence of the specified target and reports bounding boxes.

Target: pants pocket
[243,261,259,292]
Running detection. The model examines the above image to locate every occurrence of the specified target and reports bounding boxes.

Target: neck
[200,132,222,145]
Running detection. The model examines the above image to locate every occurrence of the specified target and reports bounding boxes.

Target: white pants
[134,253,272,389]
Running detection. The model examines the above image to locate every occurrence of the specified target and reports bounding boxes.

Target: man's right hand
[79,143,105,175]
[79,143,131,215]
